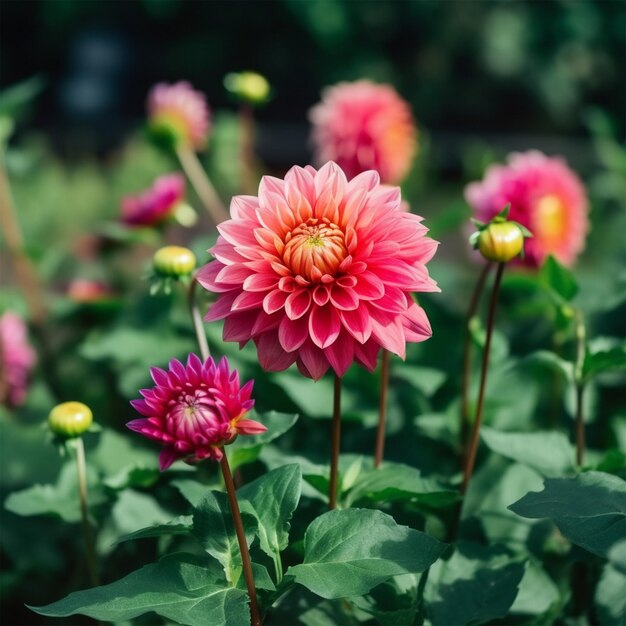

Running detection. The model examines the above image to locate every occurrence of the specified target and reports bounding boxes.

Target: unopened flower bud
[153,246,196,277]
[49,402,93,438]
[478,221,525,263]
[224,71,271,105]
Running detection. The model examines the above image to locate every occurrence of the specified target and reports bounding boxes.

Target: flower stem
[175,145,229,225]
[75,437,99,587]
[329,375,342,510]
[460,262,493,458]
[374,350,390,468]
[574,313,586,467]
[460,262,505,497]
[220,455,261,626]
[240,103,255,194]
[188,276,210,361]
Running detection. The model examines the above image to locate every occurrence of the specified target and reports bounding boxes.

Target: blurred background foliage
[1,1,625,625]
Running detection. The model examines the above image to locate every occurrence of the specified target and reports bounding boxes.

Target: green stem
[329,375,342,510]
[75,437,99,587]
[220,455,261,626]
[273,548,283,584]
[176,144,229,225]
[374,350,390,468]
[460,263,505,496]
[188,276,210,361]
[574,313,586,467]
[460,262,493,458]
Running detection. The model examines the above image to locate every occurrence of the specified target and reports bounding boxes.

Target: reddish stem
[374,350,390,468]
[329,375,342,509]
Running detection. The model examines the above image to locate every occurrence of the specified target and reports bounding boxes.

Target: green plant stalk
[461,262,505,497]
[188,276,211,361]
[460,261,493,458]
[220,454,261,626]
[374,349,390,468]
[175,144,229,225]
[74,437,99,587]
[574,313,587,467]
[329,375,342,510]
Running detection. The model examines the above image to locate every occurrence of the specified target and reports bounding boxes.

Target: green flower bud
[153,246,197,277]
[477,221,525,263]
[224,72,271,105]
[49,402,93,438]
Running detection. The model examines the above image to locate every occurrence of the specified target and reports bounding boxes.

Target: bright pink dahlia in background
[309,80,417,185]
[121,173,185,227]
[198,162,438,380]
[147,81,210,150]
[0,311,36,407]
[128,354,263,470]
[465,151,589,267]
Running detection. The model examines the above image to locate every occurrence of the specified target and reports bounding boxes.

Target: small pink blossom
[0,312,36,407]
[67,279,114,303]
[127,354,262,470]
[198,162,438,381]
[147,81,210,150]
[121,173,185,227]
[309,80,417,184]
[465,151,589,267]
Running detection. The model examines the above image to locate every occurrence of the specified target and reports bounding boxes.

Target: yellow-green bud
[224,71,271,105]
[153,246,196,277]
[478,221,525,263]
[49,402,93,438]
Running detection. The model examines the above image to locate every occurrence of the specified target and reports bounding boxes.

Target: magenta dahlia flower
[147,81,210,150]
[128,354,263,470]
[0,311,36,407]
[465,151,589,267]
[309,80,417,185]
[198,162,438,380]
[121,173,185,227]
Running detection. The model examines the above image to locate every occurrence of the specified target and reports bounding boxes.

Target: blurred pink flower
[0,312,36,407]
[198,162,438,380]
[465,151,589,267]
[121,173,185,227]
[309,80,417,184]
[67,279,114,303]
[127,354,262,470]
[147,81,210,150]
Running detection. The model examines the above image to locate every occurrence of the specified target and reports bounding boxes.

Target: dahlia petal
[329,285,359,310]
[216,264,254,285]
[236,419,268,435]
[285,289,312,320]
[217,220,258,247]
[369,286,409,313]
[402,302,432,342]
[251,310,281,335]
[340,306,373,344]
[196,262,232,292]
[229,195,259,221]
[323,330,355,377]
[263,289,289,315]
[149,367,169,387]
[355,340,381,372]
[255,332,298,371]
[309,305,341,349]
[126,418,151,432]
[159,448,181,471]
[371,317,406,359]
[243,273,280,292]
[223,311,258,342]
[205,291,239,322]
[232,290,266,312]
[298,340,330,380]
[278,315,310,352]
[312,284,330,307]
[353,272,385,300]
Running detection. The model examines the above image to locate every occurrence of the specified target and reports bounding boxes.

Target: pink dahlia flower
[465,151,589,267]
[147,81,210,150]
[127,354,263,470]
[309,80,417,185]
[0,312,36,407]
[121,173,185,227]
[198,162,438,380]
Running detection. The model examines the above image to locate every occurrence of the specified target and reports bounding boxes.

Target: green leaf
[595,563,626,626]
[192,490,256,586]
[524,350,575,384]
[391,366,447,397]
[287,508,444,599]
[583,345,626,382]
[481,427,577,477]
[0,75,46,118]
[115,515,193,544]
[540,255,579,302]
[238,464,302,565]
[509,472,626,560]
[172,478,209,507]
[29,553,249,626]
[349,575,418,626]
[510,560,560,616]
[345,462,457,508]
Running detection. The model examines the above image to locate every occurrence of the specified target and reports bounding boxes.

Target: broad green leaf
[595,563,626,626]
[192,490,256,586]
[583,345,626,382]
[287,508,444,599]
[510,560,560,616]
[172,478,210,507]
[509,472,626,560]
[345,462,457,508]
[0,75,46,118]
[540,255,578,302]
[349,575,418,626]
[481,427,576,477]
[115,515,192,545]
[238,464,302,565]
[524,350,575,384]
[29,553,248,626]
[392,366,447,397]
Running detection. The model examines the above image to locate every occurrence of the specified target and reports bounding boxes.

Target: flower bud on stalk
[224,71,272,106]
[48,402,93,439]
[153,246,197,278]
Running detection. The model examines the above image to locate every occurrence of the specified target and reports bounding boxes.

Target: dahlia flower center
[168,389,219,438]
[534,194,567,243]
[282,218,347,281]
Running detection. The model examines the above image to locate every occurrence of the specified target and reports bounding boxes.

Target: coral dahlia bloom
[128,354,263,470]
[121,173,185,227]
[0,312,36,407]
[147,81,210,150]
[465,151,589,267]
[198,162,438,380]
[309,80,417,184]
